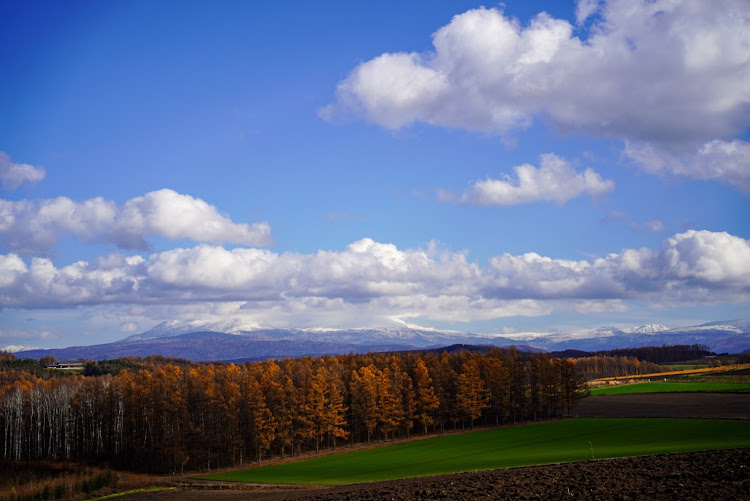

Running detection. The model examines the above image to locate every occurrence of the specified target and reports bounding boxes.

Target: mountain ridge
[12,318,750,361]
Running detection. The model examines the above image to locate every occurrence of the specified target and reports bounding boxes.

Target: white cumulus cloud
[0,188,273,255]
[575,0,601,25]
[0,231,747,325]
[0,152,46,190]
[324,0,750,191]
[624,139,750,193]
[439,153,614,205]
[484,230,750,302]
[119,321,138,333]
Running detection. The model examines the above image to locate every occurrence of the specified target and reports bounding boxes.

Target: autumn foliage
[574,355,666,380]
[1,349,584,473]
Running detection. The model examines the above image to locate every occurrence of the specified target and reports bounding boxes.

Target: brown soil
[116,393,750,500]
[575,392,750,419]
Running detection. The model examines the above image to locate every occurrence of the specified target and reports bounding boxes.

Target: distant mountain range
[14,318,750,362]
[499,320,750,354]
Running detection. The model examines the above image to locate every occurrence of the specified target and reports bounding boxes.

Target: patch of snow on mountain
[497,332,553,342]
[2,345,39,353]
[545,327,622,342]
[208,319,263,334]
[670,324,743,334]
[697,318,750,332]
[625,324,670,334]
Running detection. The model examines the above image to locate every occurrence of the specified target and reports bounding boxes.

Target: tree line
[573,355,666,380]
[0,349,584,473]
[590,344,713,364]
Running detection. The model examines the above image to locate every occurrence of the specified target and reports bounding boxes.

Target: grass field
[590,381,750,395]
[199,418,750,485]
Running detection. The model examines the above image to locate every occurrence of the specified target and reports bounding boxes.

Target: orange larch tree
[456,358,488,429]
[413,358,439,435]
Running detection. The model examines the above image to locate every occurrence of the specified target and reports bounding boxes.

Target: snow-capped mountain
[625,324,670,334]
[659,322,744,335]
[125,322,514,348]
[121,318,750,353]
[527,320,750,353]
[120,319,264,342]
[16,318,750,362]
[699,318,750,331]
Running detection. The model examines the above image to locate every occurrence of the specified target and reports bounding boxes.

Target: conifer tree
[413,358,440,435]
[456,358,487,429]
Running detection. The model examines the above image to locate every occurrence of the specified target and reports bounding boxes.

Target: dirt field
[575,392,750,419]
[118,393,750,500]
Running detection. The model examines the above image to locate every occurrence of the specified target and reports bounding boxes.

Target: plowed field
[575,392,750,419]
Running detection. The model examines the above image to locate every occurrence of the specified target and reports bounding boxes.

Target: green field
[200,418,750,485]
[590,382,750,395]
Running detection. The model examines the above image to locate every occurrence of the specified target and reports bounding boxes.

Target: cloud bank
[323,0,750,191]
[438,153,614,205]
[1,231,747,325]
[0,152,46,190]
[0,188,273,254]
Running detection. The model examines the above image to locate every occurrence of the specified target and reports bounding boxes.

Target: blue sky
[1,0,749,350]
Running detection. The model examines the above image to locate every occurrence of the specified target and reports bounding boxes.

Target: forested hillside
[564,345,716,380]
[573,355,666,380]
[591,345,713,364]
[0,349,583,474]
